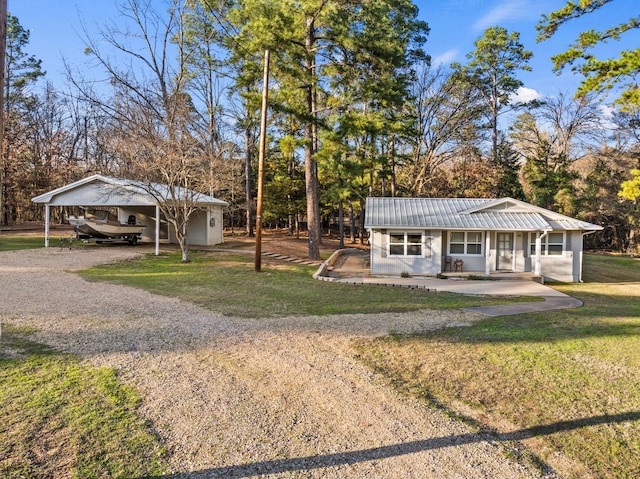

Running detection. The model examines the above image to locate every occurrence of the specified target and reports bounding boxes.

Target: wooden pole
[255,50,270,272]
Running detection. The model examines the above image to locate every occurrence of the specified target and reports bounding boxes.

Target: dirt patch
[0,224,74,236]
[222,230,368,260]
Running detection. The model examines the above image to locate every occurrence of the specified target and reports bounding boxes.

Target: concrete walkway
[317,250,582,317]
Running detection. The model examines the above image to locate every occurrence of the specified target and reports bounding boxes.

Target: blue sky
[8,0,639,104]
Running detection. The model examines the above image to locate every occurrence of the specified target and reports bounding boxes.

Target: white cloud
[598,104,617,129]
[510,86,542,103]
[599,104,615,119]
[431,49,459,67]
[473,0,533,32]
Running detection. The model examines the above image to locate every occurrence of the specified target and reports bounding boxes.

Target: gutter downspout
[535,230,550,277]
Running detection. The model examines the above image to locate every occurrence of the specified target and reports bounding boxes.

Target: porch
[326,249,544,283]
[438,271,545,283]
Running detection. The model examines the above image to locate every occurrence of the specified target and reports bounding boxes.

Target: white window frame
[449,231,484,256]
[529,232,565,256]
[388,231,428,257]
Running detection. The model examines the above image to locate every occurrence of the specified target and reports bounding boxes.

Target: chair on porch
[454,259,464,272]
[444,256,452,271]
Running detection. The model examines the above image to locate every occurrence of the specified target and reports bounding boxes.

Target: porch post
[512,232,517,270]
[44,204,50,248]
[155,204,160,256]
[485,232,491,275]
[535,232,542,276]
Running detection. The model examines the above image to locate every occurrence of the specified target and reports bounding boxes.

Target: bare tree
[538,92,603,159]
[71,0,219,261]
[404,64,484,196]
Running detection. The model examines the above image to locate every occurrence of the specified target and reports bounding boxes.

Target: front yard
[355,254,640,478]
[0,233,638,477]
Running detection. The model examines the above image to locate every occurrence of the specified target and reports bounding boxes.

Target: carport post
[155,204,160,256]
[44,204,50,248]
[535,232,541,276]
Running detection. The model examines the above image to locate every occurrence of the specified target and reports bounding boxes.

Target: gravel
[0,247,557,478]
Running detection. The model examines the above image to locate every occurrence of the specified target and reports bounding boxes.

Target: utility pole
[254,50,270,272]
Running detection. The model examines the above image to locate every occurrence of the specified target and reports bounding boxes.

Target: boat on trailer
[73,209,145,245]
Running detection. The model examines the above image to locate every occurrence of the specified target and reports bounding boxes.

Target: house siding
[522,230,583,282]
[370,230,442,275]
[442,230,488,273]
[370,228,587,281]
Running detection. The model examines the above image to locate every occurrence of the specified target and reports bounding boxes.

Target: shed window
[449,231,483,256]
[389,232,424,256]
[530,232,565,256]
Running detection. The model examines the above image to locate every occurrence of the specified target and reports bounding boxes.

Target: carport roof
[32,174,228,207]
[364,197,602,231]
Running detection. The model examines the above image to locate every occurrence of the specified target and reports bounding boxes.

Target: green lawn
[355,254,640,478]
[0,326,167,478]
[0,234,48,251]
[0,233,92,252]
[78,250,530,317]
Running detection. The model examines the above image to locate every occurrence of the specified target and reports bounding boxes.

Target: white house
[32,174,228,254]
[364,197,603,283]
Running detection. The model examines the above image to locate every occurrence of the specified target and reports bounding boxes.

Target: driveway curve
[1,247,559,478]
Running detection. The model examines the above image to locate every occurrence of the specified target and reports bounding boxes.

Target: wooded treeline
[2,0,639,257]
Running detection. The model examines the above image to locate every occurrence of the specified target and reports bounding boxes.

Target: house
[32,174,228,254]
[364,197,603,283]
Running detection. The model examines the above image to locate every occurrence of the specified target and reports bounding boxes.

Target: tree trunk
[349,201,356,244]
[305,123,320,259]
[338,199,344,249]
[245,126,254,237]
[0,0,5,227]
[304,15,320,260]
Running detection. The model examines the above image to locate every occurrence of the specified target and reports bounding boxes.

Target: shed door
[497,233,514,270]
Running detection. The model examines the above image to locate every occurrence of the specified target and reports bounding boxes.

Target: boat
[74,209,145,244]
[67,215,86,227]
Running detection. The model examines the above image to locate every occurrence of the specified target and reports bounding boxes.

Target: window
[389,232,424,256]
[467,232,483,254]
[449,231,483,256]
[450,232,465,254]
[530,232,564,256]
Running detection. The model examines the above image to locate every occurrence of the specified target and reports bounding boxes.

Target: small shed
[365,197,603,282]
[32,174,228,254]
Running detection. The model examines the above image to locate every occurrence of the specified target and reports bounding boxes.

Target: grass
[78,250,530,318]
[0,235,48,251]
[0,234,95,252]
[354,254,640,479]
[0,325,168,478]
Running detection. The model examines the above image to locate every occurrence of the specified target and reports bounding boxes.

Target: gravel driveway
[1,247,556,478]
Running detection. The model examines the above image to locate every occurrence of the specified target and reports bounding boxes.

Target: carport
[32,174,227,255]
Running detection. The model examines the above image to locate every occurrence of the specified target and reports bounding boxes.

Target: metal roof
[364,197,602,231]
[32,174,228,207]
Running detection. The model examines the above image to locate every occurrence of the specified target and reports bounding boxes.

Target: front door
[497,233,514,270]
